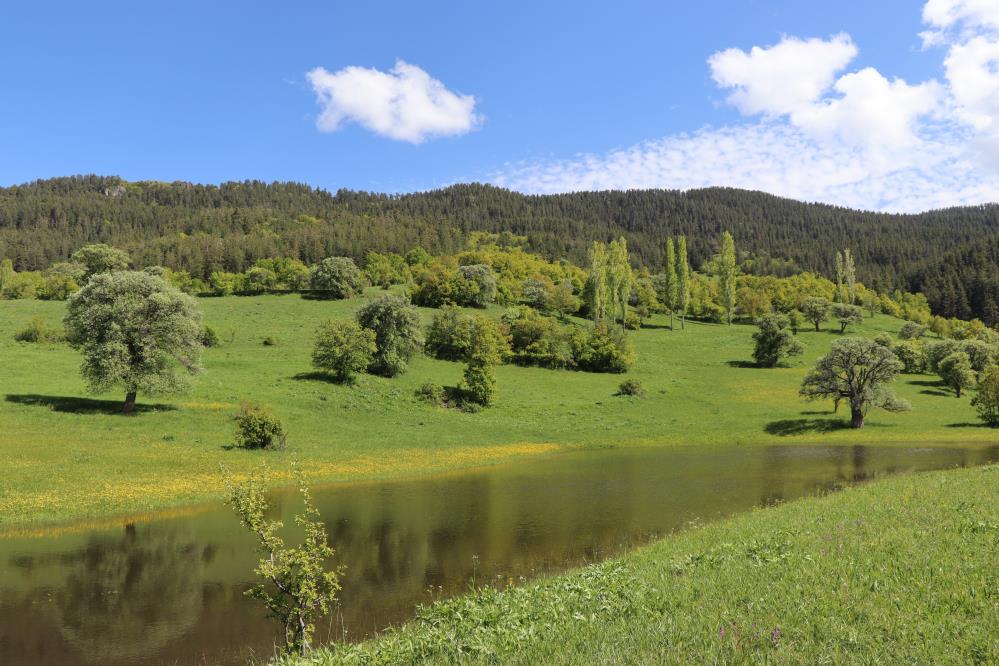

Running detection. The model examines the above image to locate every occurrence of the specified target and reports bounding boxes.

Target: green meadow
[0,291,992,529]
[292,464,999,665]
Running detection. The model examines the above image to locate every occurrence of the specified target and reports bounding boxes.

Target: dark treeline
[2,175,997,322]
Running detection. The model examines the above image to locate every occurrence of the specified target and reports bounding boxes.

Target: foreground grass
[288,465,999,665]
[0,293,994,528]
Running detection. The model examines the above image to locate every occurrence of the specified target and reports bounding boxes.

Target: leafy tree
[225,472,341,656]
[898,322,928,340]
[971,366,999,426]
[0,258,14,293]
[71,244,130,283]
[549,279,581,320]
[425,304,474,360]
[64,271,203,412]
[717,231,738,324]
[892,339,925,373]
[309,257,364,299]
[802,297,831,331]
[938,351,976,397]
[586,242,609,322]
[832,303,864,333]
[752,313,805,368]
[234,404,287,449]
[787,309,803,334]
[676,236,690,329]
[800,337,909,428]
[458,264,497,307]
[607,238,633,324]
[522,277,553,311]
[460,316,508,406]
[356,295,424,377]
[311,320,377,383]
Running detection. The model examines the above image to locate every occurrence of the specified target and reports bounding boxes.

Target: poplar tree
[608,238,632,324]
[676,236,690,330]
[843,248,858,304]
[587,242,608,322]
[835,251,845,303]
[718,231,738,325]
[662,238,678,329]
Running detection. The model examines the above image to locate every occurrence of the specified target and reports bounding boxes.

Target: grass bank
[289,464,999,664]
[0,293,994,528]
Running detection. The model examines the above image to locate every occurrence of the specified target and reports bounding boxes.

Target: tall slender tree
[662,238,678,329]
[608,237,632,324]
[676,236,690,330]
[587,241,608,322]
[718,231,738,325]
[835,251,845,303]
[843,248,857,304]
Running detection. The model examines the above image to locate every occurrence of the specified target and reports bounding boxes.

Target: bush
[425,305,475,361]
[574,322,635,373]
[356,295,424,377]
[411,262,497,308]
[234,404,286,450]
[623,312,642,330]
[616,378,644,397]
[503,307,578,369]
[415,382,446,406]
[309,257,364,299]
[898,322,928,340]
[311,319,376,383]
[201,325,220,348]
[262,336,277,346]
[458,264,497,307]
[14,316,63,343]
[752,313,804,368]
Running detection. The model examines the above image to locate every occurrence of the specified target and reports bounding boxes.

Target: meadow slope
[0,291,993,528]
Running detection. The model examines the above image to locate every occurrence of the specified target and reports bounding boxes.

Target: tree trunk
[815,321,820,332]
[850,405,865,428]
[123,391,137,413]
[956,386,962,398]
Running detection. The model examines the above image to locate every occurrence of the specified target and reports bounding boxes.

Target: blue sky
[2,1,998,210]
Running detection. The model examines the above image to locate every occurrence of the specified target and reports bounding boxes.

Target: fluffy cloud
[490,2,999,212]
[709,34,857,115]
[307,60,481,143]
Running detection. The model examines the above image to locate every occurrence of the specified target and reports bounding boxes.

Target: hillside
[1,176,997,323]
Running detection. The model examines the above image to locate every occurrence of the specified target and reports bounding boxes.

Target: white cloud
[709,34,857,115]
[307,60,481,143]
[489,3,999,212]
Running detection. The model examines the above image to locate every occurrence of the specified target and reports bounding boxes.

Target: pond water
[0,443,995,665]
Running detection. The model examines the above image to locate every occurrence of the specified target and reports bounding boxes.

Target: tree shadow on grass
[909,379,945,387]
[292,371,354,385]
[4,394,177,415]
[726,360,759,369]
[764,418,852,436]
[946,422,995,429]
[920,389,952,397]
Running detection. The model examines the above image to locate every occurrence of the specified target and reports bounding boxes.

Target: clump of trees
[410,262,498,308]
[64,271,203,413]
[502,307,634,373]
[311,320,376,383]
[225,472,341,656]
[800,338,909,428]
[752,313,804,368]
[356,295,424,377]
[309,257,364,299]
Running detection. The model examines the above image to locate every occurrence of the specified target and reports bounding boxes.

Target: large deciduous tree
[64,271,203,412]
[309,257,364,299]
[355,295,424,377]
[802,297,831,331]
[800,337,908,428]
[311,320,376,383]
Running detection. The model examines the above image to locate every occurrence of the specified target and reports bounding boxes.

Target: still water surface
[1,443,995,665]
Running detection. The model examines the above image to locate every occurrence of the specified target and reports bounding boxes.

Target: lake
[1,443,995,665]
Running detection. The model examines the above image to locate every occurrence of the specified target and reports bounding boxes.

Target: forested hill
[2,175,998,322]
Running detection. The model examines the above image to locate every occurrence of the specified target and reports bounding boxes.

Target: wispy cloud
[492,2,999,212]
[307,60,481,144]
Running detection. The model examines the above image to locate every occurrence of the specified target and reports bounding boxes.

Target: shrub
[425,305,475,361]
[574,322,635,373]
[311,320,376,383]
[201,326,220,348]
[522,277,553,311]
[752,313,805,368]
[415,382,446,406]
[874,332,893,348]
[503,307,578,369]
[623,312,642,330]
[262,336,277,346]
[309,257,364,299]
[411,262,497,308]
[14,316,63,343]
[356,295,424,377]
[616,378,644,397]
[459,316,508,407]
[234,404,286,450]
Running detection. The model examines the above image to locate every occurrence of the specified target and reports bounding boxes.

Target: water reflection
[0,443,995,666]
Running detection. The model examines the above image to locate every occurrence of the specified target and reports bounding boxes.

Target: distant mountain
[1,175,997,323]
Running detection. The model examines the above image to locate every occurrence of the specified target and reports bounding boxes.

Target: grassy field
[0,291,993,528]
[288,464,999,665]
